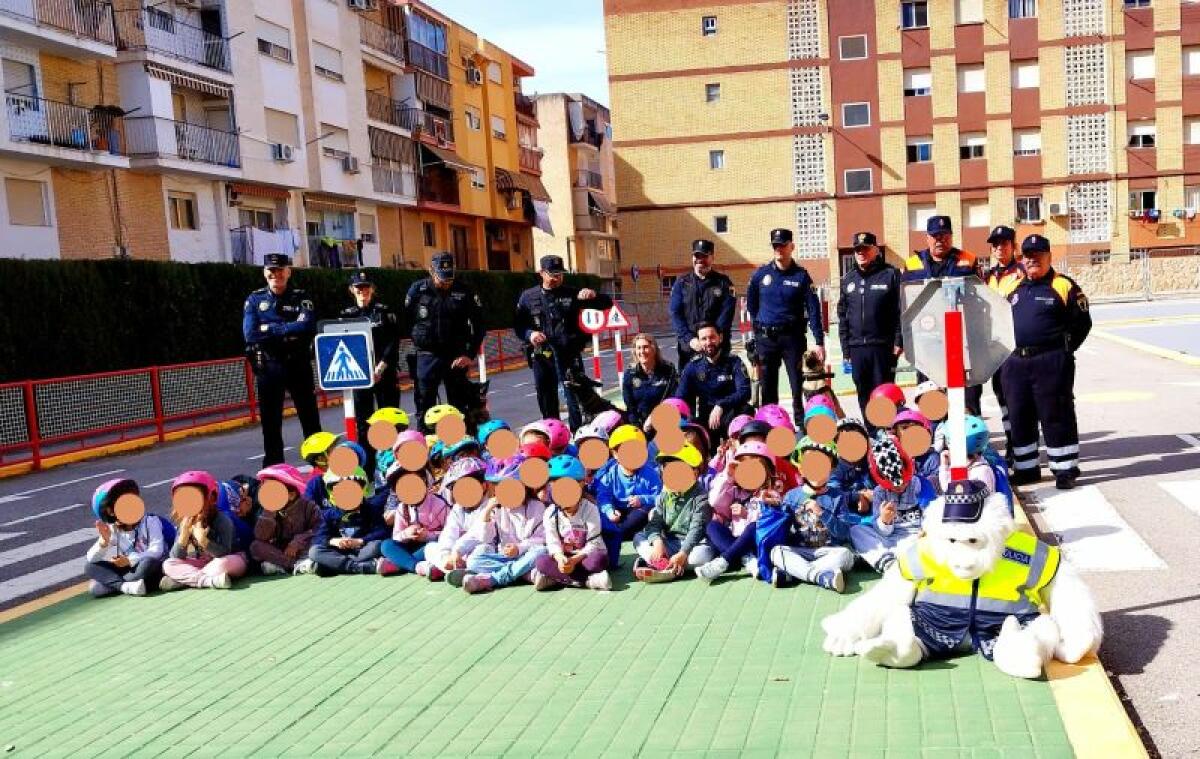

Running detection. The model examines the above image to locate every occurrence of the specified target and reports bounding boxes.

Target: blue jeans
[380,539,427,573]
[467,547,547,587]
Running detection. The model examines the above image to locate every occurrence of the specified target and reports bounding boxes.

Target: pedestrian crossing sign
[315,330,375,391]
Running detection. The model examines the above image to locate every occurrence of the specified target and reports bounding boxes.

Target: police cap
[691,239,715,256]
[348,270,373,287]
[263,253,292,268]
[769,228,793,246]
[926,215,953,235]
[986,225,1015,245]
[852,231,878,249]
[431,252,455,280]
[539,254,567,274]
[1021,234,1051,255]
[942,479,987,523]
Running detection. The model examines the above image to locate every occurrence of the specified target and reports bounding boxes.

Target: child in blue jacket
[308,468,389,576]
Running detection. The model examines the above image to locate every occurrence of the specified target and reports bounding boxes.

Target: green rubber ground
[0,550,1072,758]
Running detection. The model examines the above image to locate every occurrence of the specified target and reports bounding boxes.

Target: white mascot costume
[822,479,1102,678]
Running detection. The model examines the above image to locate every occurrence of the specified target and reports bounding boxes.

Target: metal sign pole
[343,389,358,442]
[591,332,602,385]
[943,281,969,481]
[613,328,625,375]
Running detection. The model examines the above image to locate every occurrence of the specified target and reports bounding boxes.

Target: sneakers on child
[120,579,147,596]
[446,569,470,588]
[292,559,317,576]
[770,567,789,588]
[742,556,759,580]
[415,561,444,581]
[376,558,401,577]
[533,570,557,591]
[585,570,612,591]
[89,580,105,596]
[260,562,287,576]
[814,569,845,593]
[209,572,232,590]
[158,576,182,592]
[463,574,495,594]
[696,557,728,583]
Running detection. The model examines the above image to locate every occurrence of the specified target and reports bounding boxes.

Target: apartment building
[0,0,549,270]
[604,0,1200,296]
[532,92,620,281]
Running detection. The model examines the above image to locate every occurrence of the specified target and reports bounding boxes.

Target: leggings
[162,554,248,588]
[84,558,163,597]
[706,521,757,563]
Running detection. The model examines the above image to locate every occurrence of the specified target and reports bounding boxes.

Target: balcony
[515,92,536,121]
[414,110,454,145]
[574,169,603,189]
[371,159,417,199]
[0,0,115,54]
[3,94,128,166]
[406,39,448,80]
[418,167,460,208]
[125,116,240,172]
[519,145,542,174]
[570,125,604,149]
[113,8,230,73]
[365,92,418,131]
[358,15,405,64]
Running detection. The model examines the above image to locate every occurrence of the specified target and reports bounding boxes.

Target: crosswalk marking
[0,503,83,527]
[0,559,84,605]
[0,529,96,570]
[1161,481,1200,519]
[1030,485,1167,572]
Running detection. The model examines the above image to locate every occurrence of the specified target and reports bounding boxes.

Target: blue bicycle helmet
[547,454,585,481]
[336,440,368,467]
[91,478,139,521]
[964,415,990,456]
[477,419,511,447]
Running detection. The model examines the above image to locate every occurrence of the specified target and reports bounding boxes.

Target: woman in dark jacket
[621,333,678,429]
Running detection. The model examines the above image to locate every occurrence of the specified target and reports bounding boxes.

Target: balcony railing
[358,15,405,62]
[372,161,417,198]
[519,145,542,174]
[515,92,536,120]
[0,0,115,45]
[415,110,454,144]
[406,39,449,79]
[125,116,240,168]
[5,94,125,154]
[575,169,603,189]
[365,92,418,131]
[113,8,230,72]
[570,126,604,149]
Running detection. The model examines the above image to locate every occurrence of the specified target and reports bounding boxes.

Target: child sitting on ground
[459,471,547,594]
[633,444,715,581]
[849,432,934,573]
[249,464,321,575]
[533,455,610,590]
[84,478,170,597]
[420,457,488,580]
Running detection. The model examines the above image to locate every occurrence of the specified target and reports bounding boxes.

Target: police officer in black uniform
[745,228,825,425]
[341,270,400,457]
[984,225,1026,464]
[403,252,484,431]
[669,239,736,364]
[514,254,612,431]
[242,253,323,466]
[1000,235,1091,490]
[837,232,903,419]
[675,323,751,445]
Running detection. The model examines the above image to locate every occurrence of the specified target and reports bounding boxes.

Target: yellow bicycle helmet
[424,403,464,428]
[657,442,703,469]
[608,424,646,450]
[300,431,342,462]
[367,407,410,429]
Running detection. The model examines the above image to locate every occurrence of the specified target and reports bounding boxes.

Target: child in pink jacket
[378,462,449,577]
[458,479,547,594]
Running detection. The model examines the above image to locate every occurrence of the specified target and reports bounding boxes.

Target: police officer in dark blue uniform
[675,323,751,444]
[669,239,736,364]
[984,225,1026,464]
[243,253,323,466]
[902,215,983,414]
[341,270,400,457]
[745,228,825,425]
[837,231,903,419]
[403,252,484,431]
[514,254,613,431]
[1000,235,1091,490]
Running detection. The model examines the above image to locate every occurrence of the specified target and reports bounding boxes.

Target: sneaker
[463,574,495,594]
[446,569,471,588]
[260,562,287,576]
[292,559,317,576]
[376,558,401,577]
[742,556,759,580]
[89,580,104,596]
[533,571,557,591]
[770,568,789,588]
[209,572,232,590]
[1055,473,1077,490]
[814,569,845,593]
[415,561,445,581]
[696,557,728,583]
[120,579,147,596]
[158,576,182,592]
[585,570,612,591]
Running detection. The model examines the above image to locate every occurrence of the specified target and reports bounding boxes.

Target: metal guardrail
[365,92,418,130]
[0,0,114,45]
[358,14,405,62]
[416,110,454,144]
[406,39,448,79]
[113,8,230,72]
[5,94,125,154]
[125,116,240,167]
[519,146,542,173]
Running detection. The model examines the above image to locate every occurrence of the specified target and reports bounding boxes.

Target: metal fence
[1059,247,1200,302]
[0,0,114,45]
[5,94,125,154]
[113,8,230,72]
[125,116,240,167]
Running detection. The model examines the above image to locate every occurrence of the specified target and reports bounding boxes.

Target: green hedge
[0,260,600,382]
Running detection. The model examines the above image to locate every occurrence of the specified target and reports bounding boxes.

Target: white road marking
[0,532,26,542]
[0,469,125,503]
[0,559,84,605]
[524,392,538,398]
[144,478,176,488]
[1033,485,1166,572]
[247,446,293,461]
[1078,347,1099,356]
[1160,481,1200,519]
[0,503,83,527]
[0,529,96,569]
[1176,434,1200,451]
[512,381,530,388]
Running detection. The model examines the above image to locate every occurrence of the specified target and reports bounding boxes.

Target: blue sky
[426,0,610,104]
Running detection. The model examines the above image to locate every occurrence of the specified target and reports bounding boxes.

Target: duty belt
[756,323,797,339]
[1013,342,1064,358]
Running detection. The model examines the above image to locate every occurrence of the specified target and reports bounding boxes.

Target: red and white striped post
[613,329,625,375]
[944,307,969,481]
[591,333,603,383]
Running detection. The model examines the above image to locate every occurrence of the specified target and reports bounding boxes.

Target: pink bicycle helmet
[734,440,773,462]
[255,464,307,493]
[727,414,755,440]
[803,394,836,415]
[893,408,932,434]
[592,409,624,433]
[755,404,795,432]
[542,418,572,451]
[171,470,218,499]
[393,429,427,451]
[443,456,488,488]
[660,398,691,420]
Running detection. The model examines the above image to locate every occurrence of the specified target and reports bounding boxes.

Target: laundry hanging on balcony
[567,97,585,141]
[532,200,554,235]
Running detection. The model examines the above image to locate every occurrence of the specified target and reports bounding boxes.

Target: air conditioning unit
[270,143,295,162]
[466,66,483,85]
[342,155,361,174]
[1047,202,1066,217]
[347,0,378,10]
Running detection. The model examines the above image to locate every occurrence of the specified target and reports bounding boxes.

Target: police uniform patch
[258,301,269,311]
[301,300,313,310]
[1010,293,1019,305]
[632,377,642,388]
[763,274,772,286]
[1077,293,1089,312]
[418,306,429,319]
[1002,547,1032,565]
[846,283,855,293]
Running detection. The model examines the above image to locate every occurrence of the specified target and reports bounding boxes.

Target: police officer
[341,270,400,459]
[242,253,323,466]
[1000,235,1091,490]
[674,323,751,445]
[745,228,825,425]
[669,239,735,364]
[403,252,484,431]
[902,215,983,414]
[984,225,1026,464]
[837,232,903,419]
[514,254,613,431]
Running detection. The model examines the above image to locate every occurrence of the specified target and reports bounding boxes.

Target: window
[845,168,873,194]
[255,18,292,63]
[168,192,198,231]
[239,208,275,231]
[4,178,48,226]
[705,83,721,102]
[464,108,481,131]
[1128,189,1156,211]
[1185,46,1200,76]
[709,150,725,169]
[319,124,350,158]
[312,42,343,81]
[1012,62,1040,88]
[958,65,986,93]
[839,35,868,60]
[842,102,870,127]
[1009,0,1037,18]
[1123,0,1150,7]
[1128,122,1156,148]
[487,62,502,84]
[701,15,717,35]
[1016,195,1043,222]
[1186,117,1200,145]
[959,132,986,159]
[359,214,377,243]
[906,137,933,163]
[903,68,932,96]
[422,221,436,247]
[956,0,983,24]
[1090,249,1112,265]
[909,204,936,231]
[714,215,729,233]
[1,59,37,99]
[1127,52,1155,80]
[470,167,486,190]
[660,274,678,297]
[1014,128,1042,155]
[964,200,990,227]
[901,1,929,28]
[490,114,506,139]
[1185,185,1200,210]
[264,108,298,147]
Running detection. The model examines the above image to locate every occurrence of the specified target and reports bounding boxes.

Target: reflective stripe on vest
[900,532,1059,615]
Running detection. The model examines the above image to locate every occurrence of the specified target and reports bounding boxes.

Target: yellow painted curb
[1092,329,1200,367]
[0,582,88,625]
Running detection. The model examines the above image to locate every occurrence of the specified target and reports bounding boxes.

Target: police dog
[563,364,619,425]
[801,349,845,417]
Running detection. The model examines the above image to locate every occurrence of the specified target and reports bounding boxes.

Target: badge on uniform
[258,301,269,311]
[697,369,708,382]
[419,306,429,319]
[846,283,855,293]
[632,378,642,389]
[763,275,773,286]
[1077,294,1089,312]
[1010,293,1020,305]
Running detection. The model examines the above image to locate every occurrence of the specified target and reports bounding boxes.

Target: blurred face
[698,326,721,357]
[540,270,564,289]
[432,272,453,291]
[264,266,290,293]
[853,245,878,269]
[773,242,794,266]
[351,283,374,307]
[692,253,713,277]
[991,240,1016,267]
[927,232,953,259]
[634,337,657,368]
[1022,250,1051,278]
[521,431,550,448]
